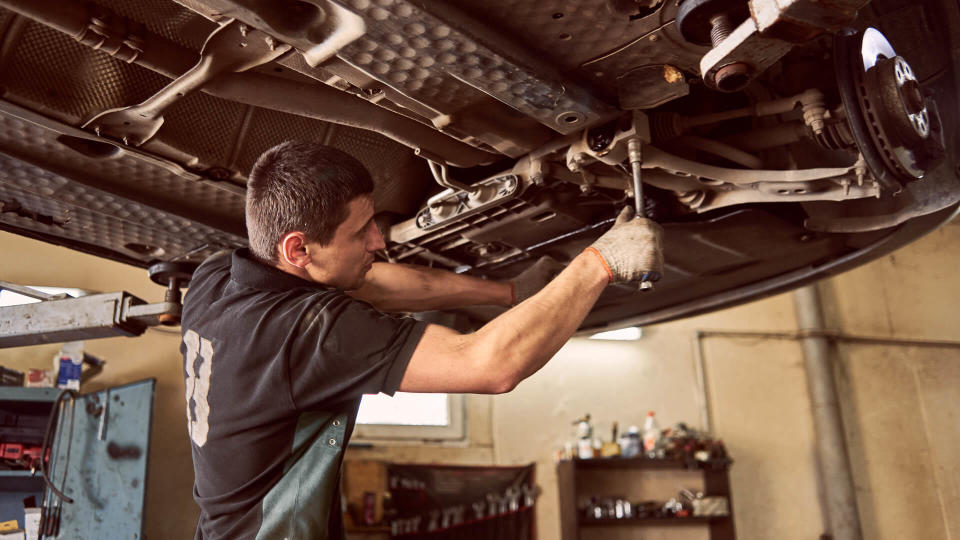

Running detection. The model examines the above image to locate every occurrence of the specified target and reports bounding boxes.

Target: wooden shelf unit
[557,457,735,540]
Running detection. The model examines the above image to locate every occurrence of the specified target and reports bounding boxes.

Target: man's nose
[369,224,386,251]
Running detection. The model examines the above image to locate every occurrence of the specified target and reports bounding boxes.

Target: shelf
[565,457,729,471]
[557,456,737,539]
[581,516,729,527]
[0,387,60,402]
[0,470,41,478]
[0,471,45,493]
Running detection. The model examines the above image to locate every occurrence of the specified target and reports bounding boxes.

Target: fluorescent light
[589,326,643,341]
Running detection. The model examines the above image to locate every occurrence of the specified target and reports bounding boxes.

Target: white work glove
[585,207,664,284]
[510,256,565,305]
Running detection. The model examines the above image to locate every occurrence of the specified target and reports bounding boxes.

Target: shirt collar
[230,248,337,292]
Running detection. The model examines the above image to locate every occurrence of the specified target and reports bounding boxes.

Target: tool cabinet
[0,381,155,538]
[0,387,57,532]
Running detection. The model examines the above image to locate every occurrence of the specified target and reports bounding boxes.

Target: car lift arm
[0,262,195,348]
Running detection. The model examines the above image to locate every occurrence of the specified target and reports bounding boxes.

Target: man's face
[304,195,385,290]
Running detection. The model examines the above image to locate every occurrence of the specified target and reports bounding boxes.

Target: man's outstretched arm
[398,249,609,394]
[398,208,664,394]
[348,256,564,312]
[348,263,512,312]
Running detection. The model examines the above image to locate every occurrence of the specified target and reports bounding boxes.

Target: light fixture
[589,326,643,341]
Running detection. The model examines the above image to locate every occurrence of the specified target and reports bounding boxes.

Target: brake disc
[834,27,946,190]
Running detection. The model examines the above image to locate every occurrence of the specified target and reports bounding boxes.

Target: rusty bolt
[694,11,753,92]
[714,62,752,92]
[708,14,735,46]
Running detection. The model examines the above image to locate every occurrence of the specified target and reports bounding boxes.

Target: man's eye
[359,221,375,237]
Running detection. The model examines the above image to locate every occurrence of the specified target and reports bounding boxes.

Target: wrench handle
[627,138,657,292]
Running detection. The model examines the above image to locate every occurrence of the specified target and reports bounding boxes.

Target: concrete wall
[1,215,958,540]
[822,220,960,540]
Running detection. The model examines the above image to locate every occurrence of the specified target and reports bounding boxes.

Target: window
[0,286,89,307]
[589,326,643,341]
[353,392,464,441]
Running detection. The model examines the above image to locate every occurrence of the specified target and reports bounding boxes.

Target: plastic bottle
[619,425,641,458]
[642,411,661,456]
[574,414,595,459]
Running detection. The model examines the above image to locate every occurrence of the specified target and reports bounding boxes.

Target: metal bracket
[389,173,522,244]
[566,111,652,171]
[75,15,145,64]
[698,0,870,90]
[699,17,793,91]
[83,19,292,146]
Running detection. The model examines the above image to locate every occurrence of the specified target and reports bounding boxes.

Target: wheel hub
[836,28,946,186]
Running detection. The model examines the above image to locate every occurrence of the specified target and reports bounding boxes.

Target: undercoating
[0,103,246,263]
[0,0,956,329]
[0,8,430,214]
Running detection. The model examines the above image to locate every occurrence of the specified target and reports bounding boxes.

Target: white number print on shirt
[184,329,214,447]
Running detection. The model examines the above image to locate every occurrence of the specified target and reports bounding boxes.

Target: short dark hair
[245,141,374,264]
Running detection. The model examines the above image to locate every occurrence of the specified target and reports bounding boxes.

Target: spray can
[642,411,661,457]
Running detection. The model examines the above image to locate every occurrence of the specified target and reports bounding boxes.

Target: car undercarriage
[0,0,957,330]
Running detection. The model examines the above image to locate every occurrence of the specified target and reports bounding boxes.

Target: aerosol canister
[642,411,662,456]
[574,414,594,459]
[619,425,641,458]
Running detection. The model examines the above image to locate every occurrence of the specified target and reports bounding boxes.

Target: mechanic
[180,141,663,539]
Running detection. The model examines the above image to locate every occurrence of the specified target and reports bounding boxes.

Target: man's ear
[278,231,310,268]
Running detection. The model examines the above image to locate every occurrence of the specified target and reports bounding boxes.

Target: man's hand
[585,207,664,284]
[510,256,565,305]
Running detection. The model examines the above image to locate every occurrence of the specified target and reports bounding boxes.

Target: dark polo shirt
[180,249,427,539]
